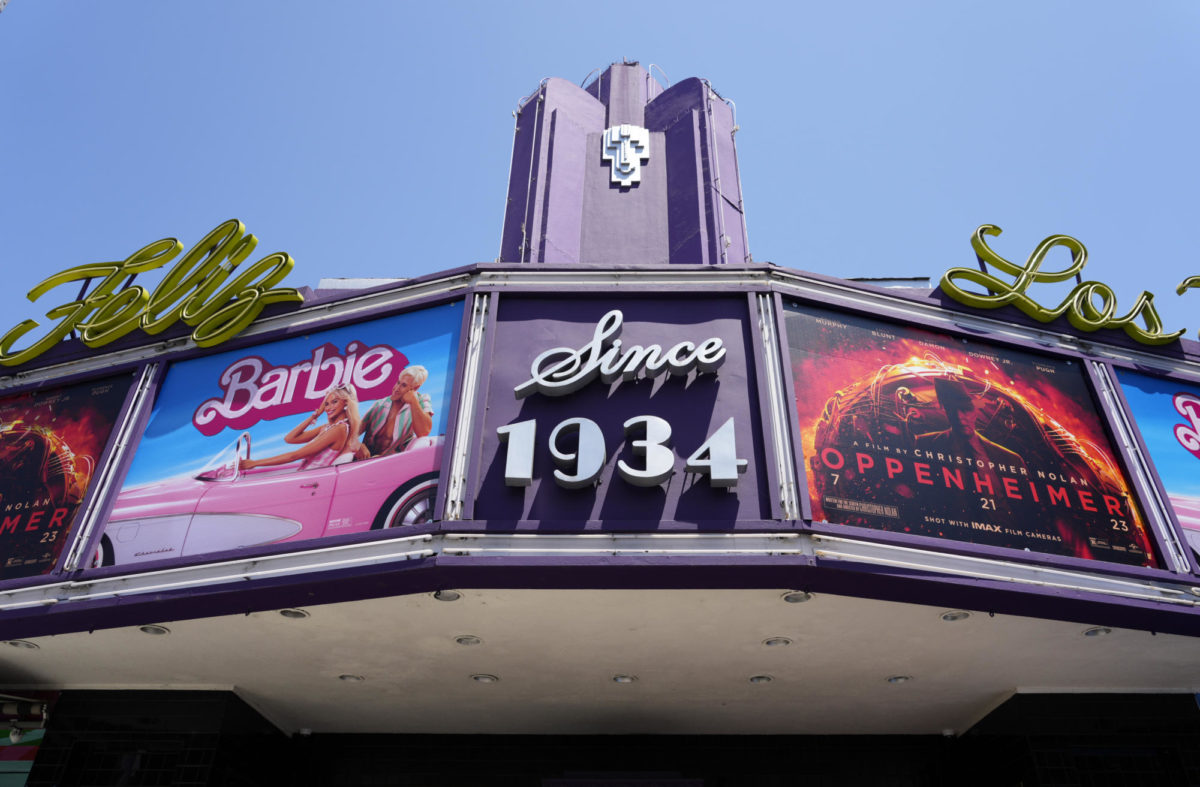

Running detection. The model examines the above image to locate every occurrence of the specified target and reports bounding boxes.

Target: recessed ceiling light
[886,675,912,684]
[455,635,482,646]
[138,625,170,636]
[1083,626,1112,637]
[434,590,462,602]
[762,637,792,647]
[279,608,310,619]
[612,675,638,684]
[748,675,774,684]
[4,640,38,650]
[940,611,970,622]
[338,674,365,682]
[471,674,499,684]
[782,591,812,604]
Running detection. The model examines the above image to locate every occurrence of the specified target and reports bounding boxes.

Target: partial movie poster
[0,376,131,580]
[1116,369,1200,558]
[784,303,1157,567]
[100,301,462,567]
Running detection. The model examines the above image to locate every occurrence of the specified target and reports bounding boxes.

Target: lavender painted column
[499,62,750,266]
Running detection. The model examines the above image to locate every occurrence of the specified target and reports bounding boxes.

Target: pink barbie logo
[192,341,407,436]
[1173,392,1200,461]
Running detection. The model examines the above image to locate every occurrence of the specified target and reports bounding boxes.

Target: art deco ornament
[601,124,650,186]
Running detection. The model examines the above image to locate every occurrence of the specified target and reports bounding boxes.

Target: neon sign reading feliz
[0,220,304,367]
[940,224,1200,347]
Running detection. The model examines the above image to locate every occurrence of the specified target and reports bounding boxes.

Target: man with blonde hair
[358,365,433,458]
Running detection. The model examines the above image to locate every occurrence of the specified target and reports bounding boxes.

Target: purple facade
[499,63,749,266]
[0,64,1197,648]
[469,295,770,527]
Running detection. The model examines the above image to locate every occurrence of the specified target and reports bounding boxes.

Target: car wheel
[91,534,115,568]
[372,474,438,530]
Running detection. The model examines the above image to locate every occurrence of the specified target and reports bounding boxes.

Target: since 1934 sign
[473,297,770,527]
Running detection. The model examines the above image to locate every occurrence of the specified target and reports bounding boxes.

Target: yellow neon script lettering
[0,220,305,366]
[1176,276,1200,296]
[939,224,1184,346]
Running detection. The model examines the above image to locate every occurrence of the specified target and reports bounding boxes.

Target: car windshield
[195,436,244,482]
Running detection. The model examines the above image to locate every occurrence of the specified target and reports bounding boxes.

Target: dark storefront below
[20,691,1200,787]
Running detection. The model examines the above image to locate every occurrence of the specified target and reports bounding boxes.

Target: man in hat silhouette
[915,377,1025,469]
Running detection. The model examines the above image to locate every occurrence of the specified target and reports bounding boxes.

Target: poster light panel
[0,375,133,579]
[783,301,1158,568]
[93,301,463,568]
[472,296,769,525]
[1115,368,1200,563]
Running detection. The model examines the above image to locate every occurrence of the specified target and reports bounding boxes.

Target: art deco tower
[499,61,750,266]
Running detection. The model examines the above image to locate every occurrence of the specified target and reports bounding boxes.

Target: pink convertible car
[95,435,442,567]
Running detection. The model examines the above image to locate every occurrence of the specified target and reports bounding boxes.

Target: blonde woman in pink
[243,384,362,471]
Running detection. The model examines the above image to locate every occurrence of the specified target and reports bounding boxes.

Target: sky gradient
[2,2,1199,342]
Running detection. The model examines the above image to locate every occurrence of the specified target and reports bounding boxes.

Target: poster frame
[0,366,149,590]
[771,290,814,523]
[460,288,781,530]
[458,291,500,523]
[1083,358,1194,574]
[72,289,474,578]
[1105,357,1200,576]
[776,287,1190,582]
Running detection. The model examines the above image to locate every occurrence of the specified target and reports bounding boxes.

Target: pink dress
[298,421,350,470]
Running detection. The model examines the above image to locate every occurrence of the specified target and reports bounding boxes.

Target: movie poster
[0,375,131,580]
[101,301,462,567]
[1116,369,1200,558]
[783,303,1157,567]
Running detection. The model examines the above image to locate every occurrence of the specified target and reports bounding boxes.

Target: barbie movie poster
[0,376,130,580]
[101,301,462,567]
[784,303,1157,567]
[1116,369,1200,558]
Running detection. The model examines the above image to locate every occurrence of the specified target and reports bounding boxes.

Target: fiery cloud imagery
[0,377,130,580]
[784,304,1156,568]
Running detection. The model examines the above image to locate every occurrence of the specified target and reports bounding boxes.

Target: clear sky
[2,2,1199,344]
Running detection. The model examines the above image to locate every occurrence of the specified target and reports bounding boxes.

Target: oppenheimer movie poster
[0,375,130,580]
[783,303,1157,567]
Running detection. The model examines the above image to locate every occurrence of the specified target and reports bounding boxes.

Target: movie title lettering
[192,341,406,436]
[514,309,726,399]
[939,224,1184,346]
[817,448,1130,517]
[0,219,304,366]
[1172,393,1200,460]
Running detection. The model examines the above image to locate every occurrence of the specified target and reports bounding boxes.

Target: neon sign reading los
[0,219,304,366]
[940,224,1189,346]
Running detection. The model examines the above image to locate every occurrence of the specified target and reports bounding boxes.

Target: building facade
[1,63,1200,785]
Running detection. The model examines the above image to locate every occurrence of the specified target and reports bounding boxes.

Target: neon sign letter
[0,220,304,366]
[939,225,1184,346]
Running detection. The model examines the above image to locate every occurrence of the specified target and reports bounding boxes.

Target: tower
[499,61,750,266]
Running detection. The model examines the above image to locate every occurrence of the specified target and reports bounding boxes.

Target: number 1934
[497,415,747,490]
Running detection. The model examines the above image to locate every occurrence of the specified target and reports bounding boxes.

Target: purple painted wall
[499,63,750,266]
[470,295,771,527]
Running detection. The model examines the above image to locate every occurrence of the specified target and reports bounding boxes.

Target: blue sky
[2,2,1200,342]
